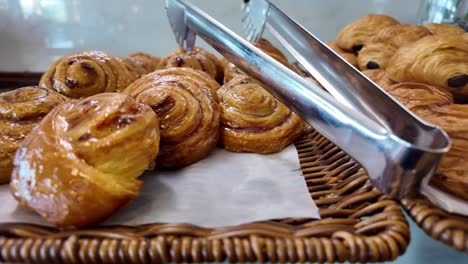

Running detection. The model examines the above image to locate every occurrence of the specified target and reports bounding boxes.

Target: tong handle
[167,0,444,198]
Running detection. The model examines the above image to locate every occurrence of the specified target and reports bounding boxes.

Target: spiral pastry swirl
[217,76,305,154]
[357,24,431,70]
[40,51,138,98]
[0,86,68,184]
[124,68,220,168]
[122,52,161,77]
[336,14,399,52]
[158,47,223,83]
[386,35,468,101]
[10,93,160,228]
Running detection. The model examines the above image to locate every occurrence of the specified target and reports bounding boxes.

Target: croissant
[362,69,396,91]
[325,41,358,66]
[40,51,138,98]
[0,86,67,184]
[386,35,468,102]
[357,24,431,70]
[385,82,454,118]
[158,46,224,83]
[218,76,305,154]
[10,93,160,228]
[336,14,399,52]
[385,82,467,199]
[223,38,289,83]
[424,23,465,35]
[123,68,220,168]
[122,52,161,76]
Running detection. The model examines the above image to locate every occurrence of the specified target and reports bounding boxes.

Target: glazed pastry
[362,69,396,91]
[217,76,305,154]
[40,51,138,98]
[424,23,465,35]
[223,38,289,83]
[123,68,220,168]
[357,24,431,70]
[123,52,161,76]
[0,86,67,184]
[336,14,399,52]
[158,46,224,83]
[10,93,160,228]
[385,82,453,118]
[326,41,358,66]
[386,35,468,102]
[384,83,467,199]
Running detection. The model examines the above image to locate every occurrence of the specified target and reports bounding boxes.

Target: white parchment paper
[0,145,319,228]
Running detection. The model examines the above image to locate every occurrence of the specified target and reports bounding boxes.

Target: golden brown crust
[40,51,138,98]
[362,69,397,91]
[424,23,465,35]
[10,93,160,228]
[336,14,399,52]
[122,52,161,76]
[384,82,468,199]
[357,24,431,70]
[386,35,468,101]
[158,47,224,83]
[326,41,358,66]
[463,33,468,42]
[223,38,290,83]
[0,86,68,184]
[217,76,305,154]
[123,68,220,168]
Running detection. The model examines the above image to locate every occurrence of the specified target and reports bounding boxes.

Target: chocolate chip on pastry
[122,52,161,77]
[0,86,68,184]
[124,68,220,168]
[40,51,138,98]
[217,76,305,154]
[361,69,396,91]
[386,35,468,102]
[158,46,224,83]
[424,23,465,35]
[336,14,399,53]
[357,24,432,70]
[10,93,160,228]
[325,41,358,67]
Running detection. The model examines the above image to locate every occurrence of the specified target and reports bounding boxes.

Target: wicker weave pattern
[402,197,468,252]
[0,130,409,263]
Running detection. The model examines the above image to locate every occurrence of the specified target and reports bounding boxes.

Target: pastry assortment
[331,14,467,200]
[2,39,307,228]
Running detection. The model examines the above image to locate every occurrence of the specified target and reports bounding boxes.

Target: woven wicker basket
[402,196,468,252]
[0,130,409,263]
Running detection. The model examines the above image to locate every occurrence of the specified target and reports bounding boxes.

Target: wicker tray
[0,130,409,263]
[402,196,468,252]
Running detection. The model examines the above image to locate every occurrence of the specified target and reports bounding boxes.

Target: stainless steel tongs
[165,0,467,214]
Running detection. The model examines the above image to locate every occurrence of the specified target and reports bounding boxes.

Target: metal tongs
[165,0,467,214]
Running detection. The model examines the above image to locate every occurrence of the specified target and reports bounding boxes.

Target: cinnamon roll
[0,86,67,184]
[223,38,289,83]
[325,41,358,67]
[386,35,468,102]
[424,23,465,35]
[217,76,305,154]
[336,14,399,52]
[357,24,431,70]
[362,69,396,91]
[10,93,160,228]
[158,46,224,83]
[40,51,138,98]
[123,68,220,168]
[123,52,161,76]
